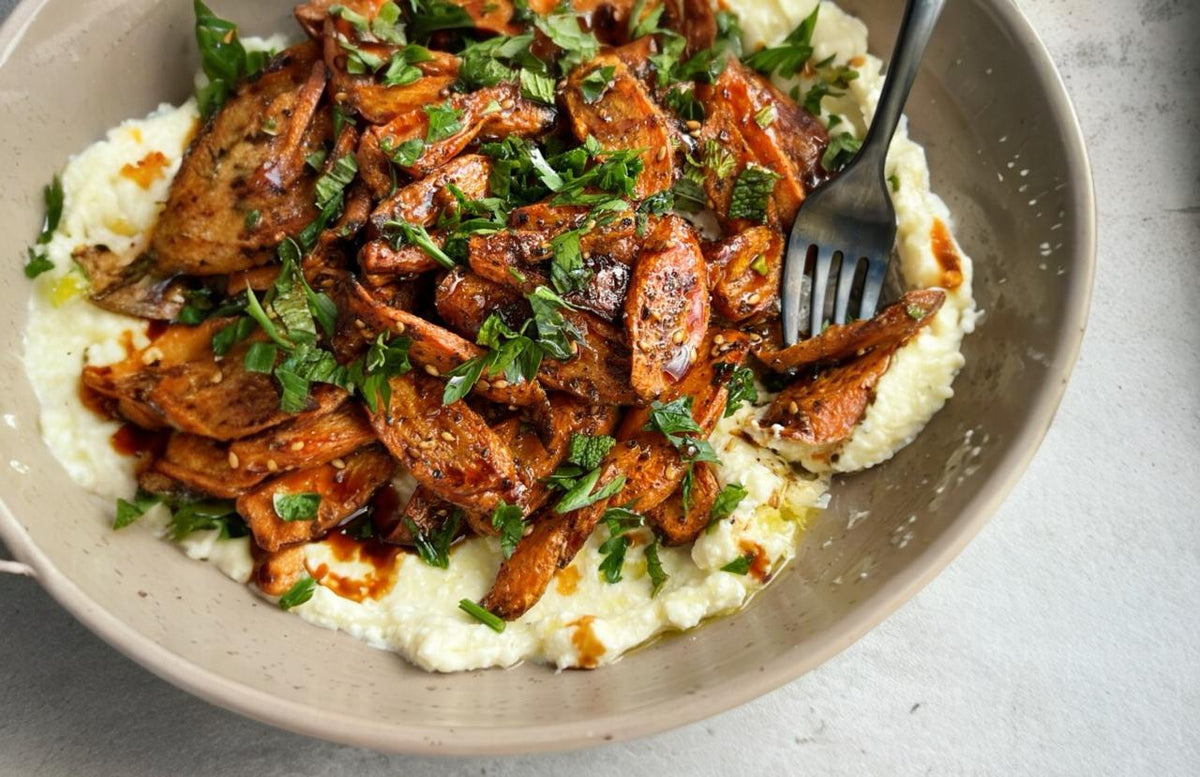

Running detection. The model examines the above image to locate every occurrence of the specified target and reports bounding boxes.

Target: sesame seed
[354,318,366,329]
[787,401,799,415]
[672,330,685,344]
[713,334,726,345]
[394,321,406,334]
[266,459,279,473]
[441,431,456,442]
[500,98,515,110]
[655,146,667,161]
[424,364,440,377]
[290,441,305,451]
[210,371,223,384]
[227,451,240,469]
[685,120,701,131]
[747,292,761,305]
[331,458,346,470]
[140,346,164,366]
[478,379,491,391]
[492,379,509,389]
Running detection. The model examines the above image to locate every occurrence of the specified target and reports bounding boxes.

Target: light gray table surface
[2,0,1197,774]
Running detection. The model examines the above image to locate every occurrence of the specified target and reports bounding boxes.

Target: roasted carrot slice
[625,216,710,401]
[644,462,718,545]
[368,154,492,231]
[537,311,640,405]
[345,280,547,408]
[254,545,308,596]
[239,446,395,552]
[434,268,532,339]
[147,434,269,499]
[662,0,716,55]
[371,83,553,178]
[228,402,377,477]
[760,347,894,452]
[483,332,748,619]
[756,289,945,372]
[367,372,525,513]
[382,486,465,546]
[153,43,331,277]
[563,53,675,199]
[82,319,344,440]
[467,211,645,322]
[705,226,784,324]
[696,58,828,230]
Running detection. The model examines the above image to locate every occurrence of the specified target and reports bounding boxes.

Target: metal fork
[781,0,946,346]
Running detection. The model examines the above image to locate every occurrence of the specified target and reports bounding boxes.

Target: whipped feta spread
[23,4,974,671]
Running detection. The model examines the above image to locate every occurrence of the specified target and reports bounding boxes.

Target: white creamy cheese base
[23,9,972,670]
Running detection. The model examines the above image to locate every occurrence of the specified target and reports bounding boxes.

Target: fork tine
[832,253,860,325]
[858,256,888,319]
[781,225,813,346]
[809,245,835,338]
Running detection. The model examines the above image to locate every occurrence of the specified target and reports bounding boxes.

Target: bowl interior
[0,0,1093,754]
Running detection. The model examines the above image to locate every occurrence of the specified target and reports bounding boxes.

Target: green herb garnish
[459,598,505,632]
[490,501,525,559]
[721,554,754,575]
[707,483,747,533]
[279,576,317,610]
[645,537,667,595]
[742,5,818,79]
[410,510,462,568]
[727,164,781,223]
[821,132,862,171]
[272,492,321,522]
[193,1,269,118]
[579,65,616,103]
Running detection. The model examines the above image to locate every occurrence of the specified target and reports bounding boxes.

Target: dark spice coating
[79,0,945,627]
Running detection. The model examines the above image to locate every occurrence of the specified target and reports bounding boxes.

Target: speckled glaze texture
[0,0,1094,755]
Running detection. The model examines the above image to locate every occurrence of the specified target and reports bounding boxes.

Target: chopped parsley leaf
[490,501,525,559]
[193,1,269,118]
[579,65,616,103]
[534,11,600,75]
[707,482,747,532]
[727,164,781,222]
[723,366,758,417]
[742,5,818,79]
[381,136,426,168]
[113,490,162,530]
[272,492,321,522]
[459,598,505,632]
[721,554,754,575]
[314,154,359,210]
[597,506,643,583]
[555,469,626,513]
[821,132,862,171]
[754,104,776,128]
[278,576,316,610]
[243,342,279,374]
[410,511,461,568]
[645,536,668,595]
[567,433,616,471]
[519,68,557,104]
[424,102,463,143]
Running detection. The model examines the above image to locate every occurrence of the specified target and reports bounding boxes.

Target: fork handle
[858,0,946,165]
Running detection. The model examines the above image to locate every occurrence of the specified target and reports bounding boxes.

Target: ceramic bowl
[0,0,1094,755]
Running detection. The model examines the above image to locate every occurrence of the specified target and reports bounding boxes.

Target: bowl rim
[0,0,1097,756]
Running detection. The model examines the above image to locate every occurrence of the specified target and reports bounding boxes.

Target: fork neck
[859,0,946,159]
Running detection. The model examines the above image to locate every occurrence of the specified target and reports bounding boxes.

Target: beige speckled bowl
[0,0,1094,755]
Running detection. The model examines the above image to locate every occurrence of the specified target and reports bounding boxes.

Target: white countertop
[2,0,1197,774]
